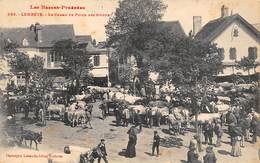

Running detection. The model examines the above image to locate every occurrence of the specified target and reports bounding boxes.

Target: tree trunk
[75,78,80,94]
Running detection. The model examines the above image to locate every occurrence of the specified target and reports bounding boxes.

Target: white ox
[47,104,66,120]
[75,94,91,101]
[109,92,141,104]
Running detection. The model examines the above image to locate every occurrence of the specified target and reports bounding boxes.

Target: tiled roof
[0,24,75,48]
[252,23,260,32]
[75,35,92,43]
[158,21,186,37]
[195,14,260,42]
[0,27,37,47]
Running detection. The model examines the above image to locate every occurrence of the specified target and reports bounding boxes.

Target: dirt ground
[0,100,259,163]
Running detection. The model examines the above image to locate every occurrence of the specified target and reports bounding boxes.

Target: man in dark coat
[214,120,223,147]
[135,110,142,132]
[251,115,258,144]
[203,121,214,145]
[146,107,153,128]
[97,139,108,163]
[100,102,107,120]
[187,146,197,163]
[152,131,160,156]
[203,146,217,163]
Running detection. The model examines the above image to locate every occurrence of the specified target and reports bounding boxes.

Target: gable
[195,14,260,42]
[213,20,260,44]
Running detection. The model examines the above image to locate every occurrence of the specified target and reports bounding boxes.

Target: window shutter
[47,53,51,66]
[229,48,236,60]
[248,47,257,60]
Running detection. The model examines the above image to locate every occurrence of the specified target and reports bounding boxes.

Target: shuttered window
[218,48,225,60]
[94,55,100,66]
[229,48,237,60]
[248,47,257,60]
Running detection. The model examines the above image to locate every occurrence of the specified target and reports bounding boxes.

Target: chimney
[221,5,229,18]
[35,22,43,42]
[193,16,202,36]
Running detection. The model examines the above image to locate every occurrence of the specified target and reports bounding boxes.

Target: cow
[47,104,66,121]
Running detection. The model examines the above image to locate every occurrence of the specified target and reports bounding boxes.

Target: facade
[195,5,260,76]
[0,24,110,89]
[86,43,110,87]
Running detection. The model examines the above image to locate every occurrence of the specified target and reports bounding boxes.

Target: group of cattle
[47,100,92,128]
[46,87,233,135]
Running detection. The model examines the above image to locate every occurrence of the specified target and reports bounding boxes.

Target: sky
[0,0,259,42]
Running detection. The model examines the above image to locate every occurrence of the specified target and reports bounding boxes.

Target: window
[229,48,237,60]
[51,53,54,62]
[248,47,257,60]
[218,48,225,60]
[22,38,29,46]
[233,29,239,37]
[94,55,100,66]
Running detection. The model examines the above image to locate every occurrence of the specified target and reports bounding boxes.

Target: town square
[0,0,259,163]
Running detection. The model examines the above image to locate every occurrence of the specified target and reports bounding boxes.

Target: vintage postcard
[0,0,259,163]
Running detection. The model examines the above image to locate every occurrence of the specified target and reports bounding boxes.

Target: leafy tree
[53,39,93,94]
[106,0,167,82]
[149,36,223,131]
[7,52,45,92]
[118,64,135,86]
[237,56,256,76]
[3,40,52,119]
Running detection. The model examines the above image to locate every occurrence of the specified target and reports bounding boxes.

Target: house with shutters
[194,5,260,76]
[0,23,110,89]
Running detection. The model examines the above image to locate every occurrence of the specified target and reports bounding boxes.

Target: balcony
[45,61,63,69]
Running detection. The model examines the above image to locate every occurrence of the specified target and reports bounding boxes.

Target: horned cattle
[47,104,66,120]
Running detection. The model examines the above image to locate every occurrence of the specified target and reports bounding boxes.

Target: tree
[106,0,167,82]
[237,56,256,75]
[118,64,135,86]
[3,40,52,119]
[149,35,223,131]
[53,39,93,94]
[8,52,45,92]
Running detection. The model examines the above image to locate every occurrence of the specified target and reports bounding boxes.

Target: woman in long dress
[126,126,138,158]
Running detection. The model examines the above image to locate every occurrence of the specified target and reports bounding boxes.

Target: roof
[195,14,260,42]
[158,21,186,37]
[252,23,260,32]
[75,35,92,43]
[0,24,75,48]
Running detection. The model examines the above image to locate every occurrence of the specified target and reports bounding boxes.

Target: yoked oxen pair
[47,104,66,121]
[167,106,190,135]
[127,104,169,127]
[66,101,92,128]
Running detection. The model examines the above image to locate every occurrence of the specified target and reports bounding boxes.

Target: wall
[213,20,260,75]
[89,51,109,78]
[18,47,49,68]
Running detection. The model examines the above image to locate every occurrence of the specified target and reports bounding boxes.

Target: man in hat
[189,135,198,153]
[97,139,108,163]
[251,114,258,144]
[152,131,160,157]
[214,119,223,147]
[187,145,197,163]
[135,110,142,132]
[203,121,214,145]
[203,146,217,163]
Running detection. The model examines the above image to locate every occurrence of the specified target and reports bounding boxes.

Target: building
[195,5,260,76]
[85,42,110,87]
[0,23,110,89]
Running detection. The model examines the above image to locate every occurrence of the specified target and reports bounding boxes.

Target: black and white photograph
[0,0,259,162]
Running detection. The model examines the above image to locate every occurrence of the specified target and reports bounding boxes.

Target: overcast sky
[0,0,259,42]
